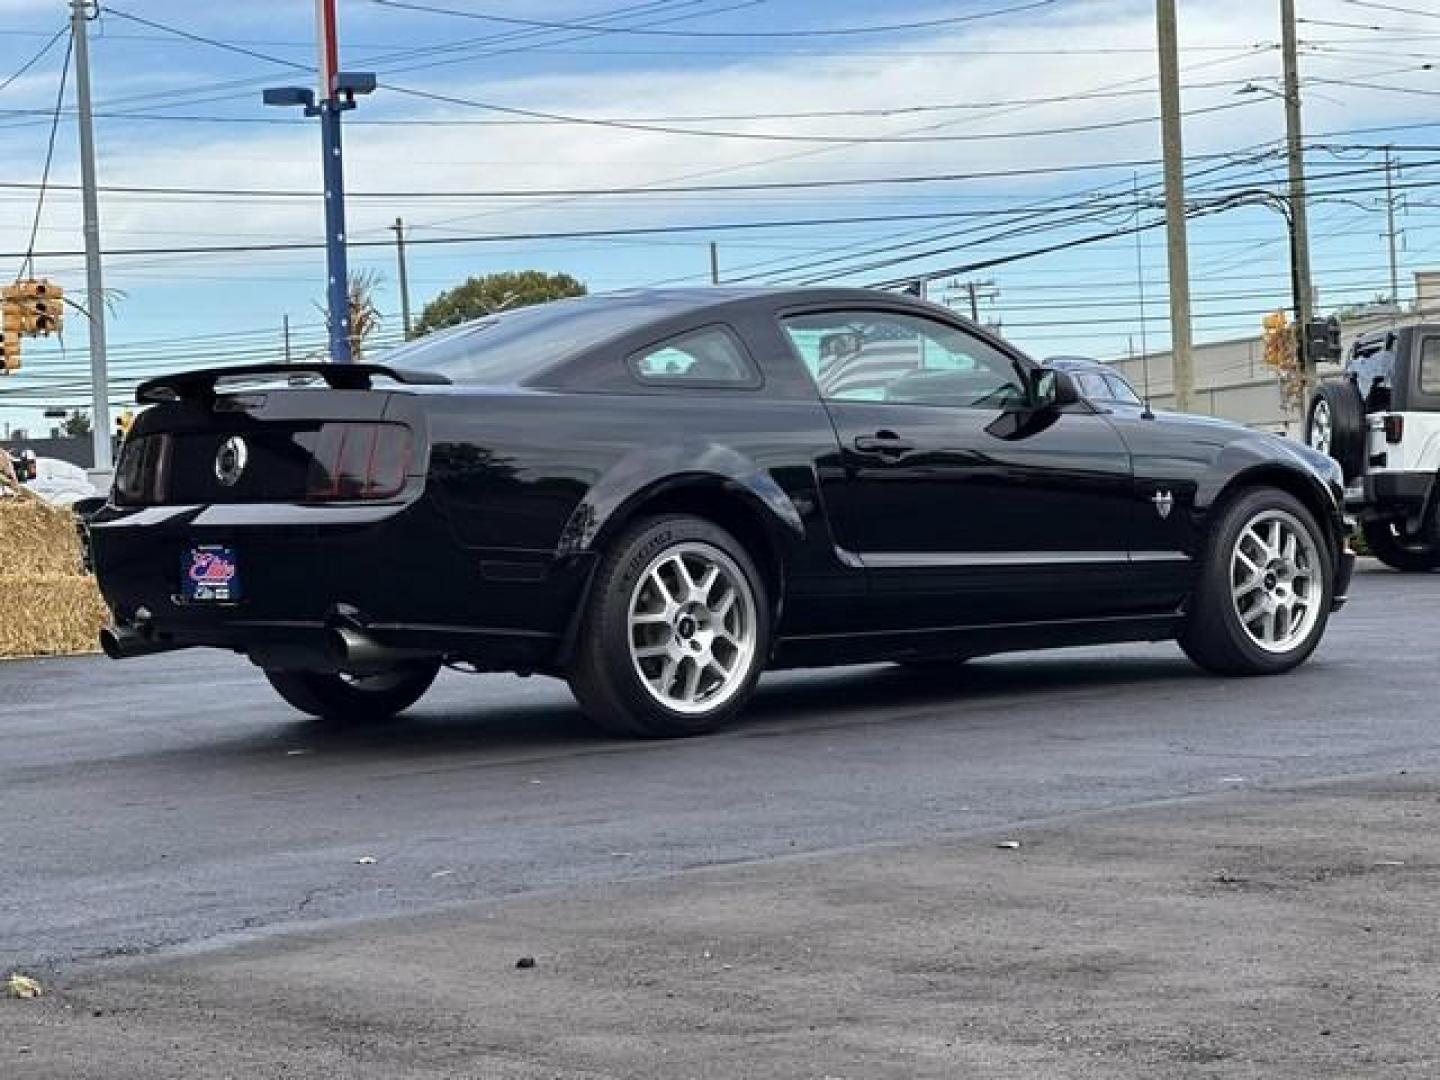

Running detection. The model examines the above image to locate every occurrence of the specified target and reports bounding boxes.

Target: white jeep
[1306,324,1440,571]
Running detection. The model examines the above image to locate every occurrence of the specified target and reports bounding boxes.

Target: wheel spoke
[1240,529,1267,563]
[711,586,737,620]
[1233,576,1263,600]
[652,566,682,605]
[680,657,703,702]
[696,564,720,602]
[672,555,697,594]
[658,655,680,694]
[633,643,672,661]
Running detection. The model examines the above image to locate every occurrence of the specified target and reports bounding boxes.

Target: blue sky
[0,0,1438,432]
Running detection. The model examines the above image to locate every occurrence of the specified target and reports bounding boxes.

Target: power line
[0,146,1330,201]
[100,6,309,71]
[1340,0,1440,21]
[0,74,1280,128]
[0,23,67,96]
[17,28,71,282]
[369,0,1062,38]
[1311,75,1440,99]
[377,79,1265,144]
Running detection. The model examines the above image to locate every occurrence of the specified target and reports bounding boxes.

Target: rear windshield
[377,296,668,383]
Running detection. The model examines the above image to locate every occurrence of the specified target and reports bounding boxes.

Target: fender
[556,440,808,559]
[1192,434,1346,550]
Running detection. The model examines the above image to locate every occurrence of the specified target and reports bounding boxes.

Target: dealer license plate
[181,544,242,603]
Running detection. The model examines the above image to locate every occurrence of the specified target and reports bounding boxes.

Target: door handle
[853,432,914,455]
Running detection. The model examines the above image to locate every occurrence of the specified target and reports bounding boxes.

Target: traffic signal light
[1,329,19,374]
[1303,315,1343,363]
[2,278,64,336]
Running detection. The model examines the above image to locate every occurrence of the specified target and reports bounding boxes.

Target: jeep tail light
[306,422,412,501]
[1384,415,1404,444]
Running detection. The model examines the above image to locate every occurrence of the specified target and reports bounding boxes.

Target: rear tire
[265,661,440,723]
[1180,488,1333,676]
[1361,520,1440,572]
[568,515,771,738]
[1305,381,1366,482]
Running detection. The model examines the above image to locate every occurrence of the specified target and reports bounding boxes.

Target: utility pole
[263,0,374,363]
[71,0,110,473]
[283,314,292,363]
[1383,146,1401,306]
[1156,0,1194,412]
[709,242,720,285]
[946,278,996,324]
[392,217,413,339]
[1280,0,1315,394]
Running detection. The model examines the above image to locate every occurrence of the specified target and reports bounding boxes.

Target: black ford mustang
[93,287,1353,737]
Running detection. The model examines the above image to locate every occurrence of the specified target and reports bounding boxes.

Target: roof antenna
[1133,171,1156,420]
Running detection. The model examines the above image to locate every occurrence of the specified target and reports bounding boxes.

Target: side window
[627,325,759,387]
[1074,373,1109,401]
[1419,337,1440,396]
[1105,374,1143,405]
[780,310,1026,409]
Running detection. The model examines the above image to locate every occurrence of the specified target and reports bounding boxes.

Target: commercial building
[1107,271,1440,436]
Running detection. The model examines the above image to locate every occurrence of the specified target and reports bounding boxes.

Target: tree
[413,271,586,336]
[317,270,383,361]
[60,410,91,438]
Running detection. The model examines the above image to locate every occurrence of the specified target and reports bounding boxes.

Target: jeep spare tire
[1306,381,1366,482]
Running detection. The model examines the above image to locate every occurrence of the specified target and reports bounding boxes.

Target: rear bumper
[1349,470,1437,517]
[90,498,591,671]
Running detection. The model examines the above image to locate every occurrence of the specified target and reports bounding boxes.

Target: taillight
[306,422,412,502]
[1384,415,1404,444]
[112,434,171,505]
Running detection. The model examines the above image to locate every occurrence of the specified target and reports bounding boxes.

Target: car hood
[1108,404,1343,488]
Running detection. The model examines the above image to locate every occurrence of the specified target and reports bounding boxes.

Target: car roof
[380,286,1025,389]
[1045,356,1113,374]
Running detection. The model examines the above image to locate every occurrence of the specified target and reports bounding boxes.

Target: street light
[263,57,375,363]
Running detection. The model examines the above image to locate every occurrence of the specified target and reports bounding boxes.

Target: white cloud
[5,0,1436,299]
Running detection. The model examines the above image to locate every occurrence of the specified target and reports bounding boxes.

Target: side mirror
[1031,366,1081,411]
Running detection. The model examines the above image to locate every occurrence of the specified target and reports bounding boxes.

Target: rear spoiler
[136,363,451,405]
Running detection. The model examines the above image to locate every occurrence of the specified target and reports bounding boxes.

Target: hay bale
[0,496,88,578]
[0,485,107,657]
[0,574,108,657]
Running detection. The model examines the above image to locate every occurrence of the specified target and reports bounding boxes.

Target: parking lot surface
[3,561,1437,980]
[14,768,1440,1078]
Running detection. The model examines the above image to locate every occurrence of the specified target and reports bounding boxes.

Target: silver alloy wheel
[1309,398,1332,455]
[1230,509,1323,654]
[627,540,758,716]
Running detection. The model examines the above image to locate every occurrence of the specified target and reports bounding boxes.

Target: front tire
[568,515,771,738]
[265,661,440,724]
[1362,520,1440,572]
[1180,488,1333,676]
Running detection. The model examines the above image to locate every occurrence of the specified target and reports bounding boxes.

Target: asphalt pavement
[4,560,1439,982]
